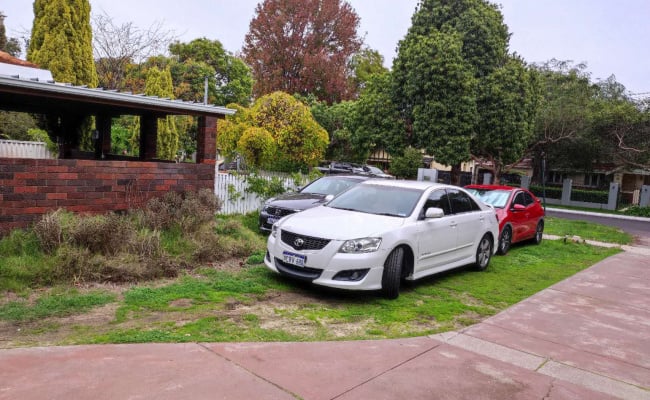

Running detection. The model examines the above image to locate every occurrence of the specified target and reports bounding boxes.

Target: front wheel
[475,234,493,271]
[381,247,403,299]
[498,226,512,255]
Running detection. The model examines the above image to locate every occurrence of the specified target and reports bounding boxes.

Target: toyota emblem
[293,238,304,248]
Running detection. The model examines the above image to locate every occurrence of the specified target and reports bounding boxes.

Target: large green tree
[169,38,253,106]
[393,0,537,184]
[348,47,388,95]
[528,60,597,180]
[28,0,97,87]
[590,76,650,170]
[392,29,477,168]
[473,56,539,181]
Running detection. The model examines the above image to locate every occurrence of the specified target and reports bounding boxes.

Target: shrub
[136,189,221,233]
[623,206,650,218]
[529,185,562,200]
[70,213,135,256]
[570,188,608,204]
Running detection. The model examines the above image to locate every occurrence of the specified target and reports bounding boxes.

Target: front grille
[266,206,296,218]
[281,230,331,250]
[275,258,322,281]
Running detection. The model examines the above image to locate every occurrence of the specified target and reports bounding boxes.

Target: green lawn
[545,216,633,244]
[1,238,619,347]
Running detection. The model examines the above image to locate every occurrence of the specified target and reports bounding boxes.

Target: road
[546,208,650,247]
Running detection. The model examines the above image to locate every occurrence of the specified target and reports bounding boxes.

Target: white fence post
[214,171,304,215]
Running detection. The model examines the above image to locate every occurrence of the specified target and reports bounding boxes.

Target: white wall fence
[0,139,55,159]
[215,171,304,215]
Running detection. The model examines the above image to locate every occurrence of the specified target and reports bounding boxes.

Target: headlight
[339,237,382,253]
[271,224,279,238]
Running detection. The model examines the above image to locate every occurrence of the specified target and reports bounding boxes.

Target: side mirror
[324,194,335,202]
[425,207,445,219]
[512,204,526,211]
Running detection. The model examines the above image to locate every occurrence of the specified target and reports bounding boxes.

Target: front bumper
[264,233,387,291]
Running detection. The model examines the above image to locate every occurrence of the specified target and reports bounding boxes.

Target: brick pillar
[95,114,112,159]
[139,114,158,160]
[197,116,218,165]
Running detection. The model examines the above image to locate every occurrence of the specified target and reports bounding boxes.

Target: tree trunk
[450,163,462,186]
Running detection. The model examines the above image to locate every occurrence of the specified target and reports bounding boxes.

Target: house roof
[0,51,38,67]
[0,61,235,118]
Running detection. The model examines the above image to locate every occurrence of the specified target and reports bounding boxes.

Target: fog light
[333,269,370,282]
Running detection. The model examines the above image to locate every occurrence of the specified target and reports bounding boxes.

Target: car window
[447,189,480,214]
[513,192,526,207]
[302,177,358,196]
[467,188,510,208]
[422,189,451,216]
[524,192,534,206]
[328,185,422,217]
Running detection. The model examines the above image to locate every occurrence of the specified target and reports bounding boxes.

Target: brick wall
[0,158,215,234]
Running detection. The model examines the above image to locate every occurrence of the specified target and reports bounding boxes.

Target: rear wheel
[532,220,544,245]
[381,247,403,299]
[498,226,512,255]
[475,234,493,271]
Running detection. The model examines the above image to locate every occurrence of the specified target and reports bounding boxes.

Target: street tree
[348,47,388,95]
[169,38,253,106]
[472,55,539,182]
[591,77,650,169]
[393,0,515,184]
[243,0,362,103]
[392,29,477,170]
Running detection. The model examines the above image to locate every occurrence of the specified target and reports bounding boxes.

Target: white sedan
[264,180,499,299]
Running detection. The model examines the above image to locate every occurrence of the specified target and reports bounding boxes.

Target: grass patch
[0,213,624,346]
[0,289,115,322]
[52,241,619,345]
[545,217,633,244]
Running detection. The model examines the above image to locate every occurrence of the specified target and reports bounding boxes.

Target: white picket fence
[215,171,305,215]
[0,139,55,159]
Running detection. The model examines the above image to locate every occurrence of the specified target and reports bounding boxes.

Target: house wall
[0,158,215,234]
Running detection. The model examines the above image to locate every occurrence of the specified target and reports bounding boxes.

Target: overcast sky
[3,0,649,95]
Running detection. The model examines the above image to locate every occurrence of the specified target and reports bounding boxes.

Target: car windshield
[466,189,511,208]
[366,166,384,174]
[301,177,360,196]
[327,184,423,217]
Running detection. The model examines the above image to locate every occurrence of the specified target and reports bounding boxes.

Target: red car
[465,185,545,255]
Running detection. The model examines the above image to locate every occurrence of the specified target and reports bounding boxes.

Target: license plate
[283,251,306,267]
[267,216,278,225]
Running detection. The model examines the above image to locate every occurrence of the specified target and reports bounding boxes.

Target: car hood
[278,205,406,240]
[266,192,327,211]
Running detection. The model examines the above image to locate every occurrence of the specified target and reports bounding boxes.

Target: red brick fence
[0,158,215,234]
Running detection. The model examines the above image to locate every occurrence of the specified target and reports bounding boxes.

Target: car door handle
[449,222,457,228]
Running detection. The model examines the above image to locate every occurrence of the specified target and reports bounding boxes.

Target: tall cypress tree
[28,0,97,87]
[145,67,179,160]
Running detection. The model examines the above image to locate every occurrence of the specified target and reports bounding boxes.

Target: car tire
[381,247,403,300]
[532,220,544,245]
[498,226,512,255]
[475,234,493,271]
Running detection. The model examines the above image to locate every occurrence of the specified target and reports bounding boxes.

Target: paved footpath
[1,250,649,400]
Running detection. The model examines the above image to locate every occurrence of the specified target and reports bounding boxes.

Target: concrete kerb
[546,207,650,223]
